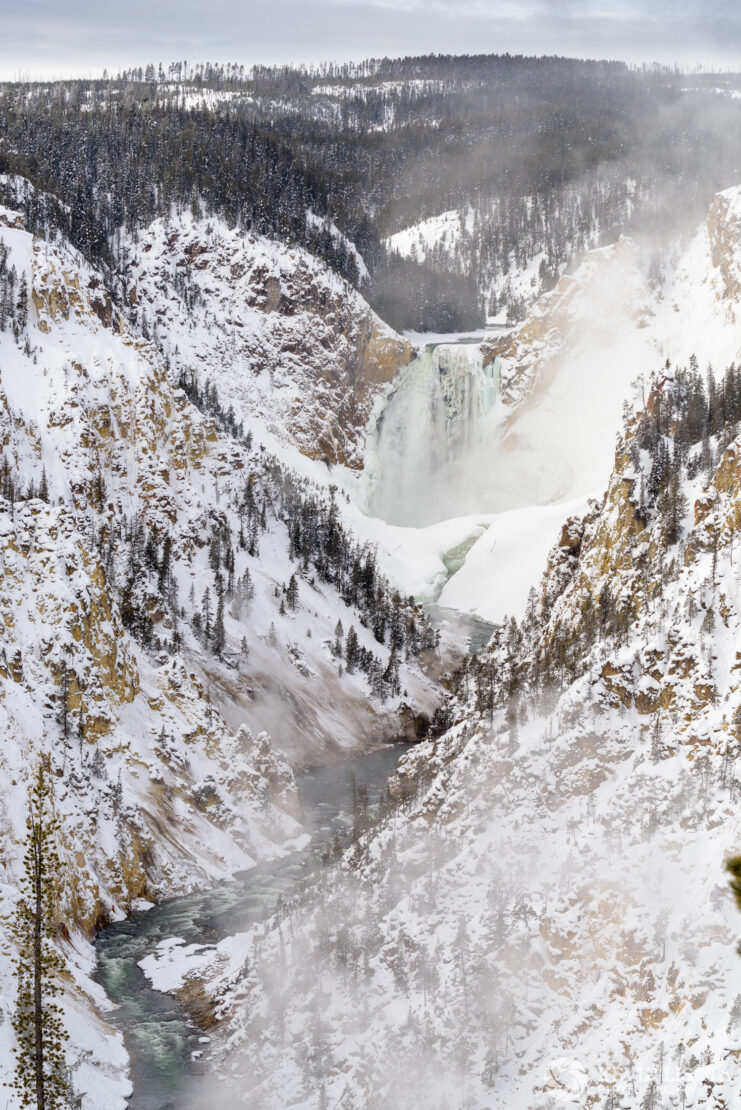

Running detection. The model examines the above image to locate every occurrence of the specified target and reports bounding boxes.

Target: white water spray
[366,342,500,526]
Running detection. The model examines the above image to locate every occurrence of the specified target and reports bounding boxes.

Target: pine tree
[642,1079,658,1110]
[89,747,106,779]
[208,531,221,573]
[383,645,401,697]
[16,275,28,333]
[201,587,212,642]
[650,715,662,763]
[605,1087,624,1110]
[243,568,255,603]
[213,589,226,656]
[369,658,386,700]
[7,764,71,1110]
[157,534,172,596]
[345,627,360,673]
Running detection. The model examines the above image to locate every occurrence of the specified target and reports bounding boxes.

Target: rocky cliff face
[528,387,741,728]
[0,499,300,927]
[0,189,438,1106]
[482,187,741,423]
[162,374,741,1109]
[707,188,741,307]
[117,212,412,468]
[482,237,653,410]
[0,202,302,920]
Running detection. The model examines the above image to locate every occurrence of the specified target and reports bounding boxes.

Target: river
[94,742,413,1110]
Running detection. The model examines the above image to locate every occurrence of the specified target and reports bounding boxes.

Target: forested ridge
[3,55,741,329]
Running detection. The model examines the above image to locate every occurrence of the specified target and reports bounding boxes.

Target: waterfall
[366,342,500,527]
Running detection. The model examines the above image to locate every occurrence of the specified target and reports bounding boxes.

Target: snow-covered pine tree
[213,589,226,656]
[157,534,172,596]
[201,587,212,642]
[7,763,71,1109]
[345,627,359,673]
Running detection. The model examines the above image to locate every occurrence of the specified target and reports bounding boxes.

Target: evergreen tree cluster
[3,56,741,330]
[457,358,741,721]
[181,369,438,669]
[268,464,437,653]
[6,765,71,1110]
[110,513,176,651]
[0,456,49,504]
[66,363,438,700]
[632,358,741,521]
[177,369,252,446]
[0,238,29,339]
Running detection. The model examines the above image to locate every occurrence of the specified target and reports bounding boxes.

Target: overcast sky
[2,0,741,80]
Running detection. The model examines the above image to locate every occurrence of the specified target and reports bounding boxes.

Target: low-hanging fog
[165,691,741,1110]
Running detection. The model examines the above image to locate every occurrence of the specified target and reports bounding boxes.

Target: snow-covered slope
[117,209,411,469]
[6,164,741,1108]
[385,207,474,263]
[0,190,441,1106]
[157,370,741,1109]
[388,189,741,626]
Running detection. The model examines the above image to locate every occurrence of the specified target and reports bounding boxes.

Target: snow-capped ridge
[116,208,412,469]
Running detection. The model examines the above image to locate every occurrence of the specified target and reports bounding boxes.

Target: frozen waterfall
[366,342,501,527]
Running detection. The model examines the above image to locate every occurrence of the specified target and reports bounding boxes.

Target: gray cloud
[2,0,741,79]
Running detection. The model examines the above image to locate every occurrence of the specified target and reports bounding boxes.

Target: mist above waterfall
[366,235,670,534]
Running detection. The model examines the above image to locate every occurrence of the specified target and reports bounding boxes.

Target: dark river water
[94,742,412,1110]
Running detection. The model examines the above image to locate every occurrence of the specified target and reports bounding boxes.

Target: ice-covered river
[94,742,413,1110]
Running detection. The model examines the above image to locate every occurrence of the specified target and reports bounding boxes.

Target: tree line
[3,56,741,331]
[455,358,741,721]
